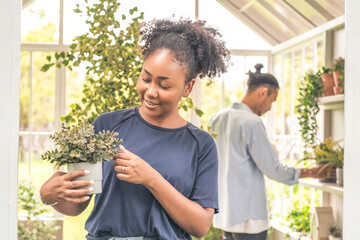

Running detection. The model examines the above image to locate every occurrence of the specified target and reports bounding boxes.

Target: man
[209,64,324,240]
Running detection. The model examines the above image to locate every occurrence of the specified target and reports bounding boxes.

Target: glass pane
[65,66,85,114]
[224,56,246,106]
[18,134,31,180]
[304,43,314,73]
[199,0,270,50]
[317,40,324,70]
[21,0,59,43]
[129,0,195,21]
[201,80,222,126]
[63,0,89,44]
[32,52,56,132]
[20,52,31,131]
[29,134,55,189]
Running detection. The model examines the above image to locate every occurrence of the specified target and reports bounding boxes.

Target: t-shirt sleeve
[189,134,219,213]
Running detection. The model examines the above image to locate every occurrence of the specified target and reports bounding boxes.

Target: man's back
[209,102,300,231]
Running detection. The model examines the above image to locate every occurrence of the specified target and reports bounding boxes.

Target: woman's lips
[144,99,159,109]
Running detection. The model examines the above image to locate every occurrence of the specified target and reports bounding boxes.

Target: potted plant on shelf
[301,138,344,184]
[329,226,342,240]
[321,67,335,96]
[332,57,345,95]
[296,70,324,149]
[41,120,121,194]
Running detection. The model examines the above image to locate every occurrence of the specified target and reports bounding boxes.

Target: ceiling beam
[216,0,280,46]
[281,0,317,28]
[305,0,334,21]
[257,0,302,35]
[22,0,35,9]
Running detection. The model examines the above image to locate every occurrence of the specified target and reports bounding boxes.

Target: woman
[40,18,230,240]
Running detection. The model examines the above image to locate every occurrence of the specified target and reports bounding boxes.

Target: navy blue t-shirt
[85,108,218,240]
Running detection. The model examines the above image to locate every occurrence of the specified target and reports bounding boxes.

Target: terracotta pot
[322,73,335,89]
[333,86,344,95]
[323,88,335,96]
[333,70,344,87]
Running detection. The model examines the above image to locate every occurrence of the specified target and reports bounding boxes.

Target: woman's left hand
[113,145,157,185]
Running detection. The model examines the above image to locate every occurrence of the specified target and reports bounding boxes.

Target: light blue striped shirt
[209,102,300,230]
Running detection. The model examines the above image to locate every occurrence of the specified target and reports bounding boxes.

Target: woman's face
[137,49,195,123]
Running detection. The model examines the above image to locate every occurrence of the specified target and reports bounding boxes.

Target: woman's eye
[160,85,170,90]
[142,78,151,83]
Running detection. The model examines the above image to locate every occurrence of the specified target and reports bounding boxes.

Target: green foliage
[295,70,323,149]
[41,0,144,124]
[41,120,121,168]
[287,202,311,234]
[333,57,344,73]
[333,57,345,88]
[301,138,344,171]
[18,180,59,240]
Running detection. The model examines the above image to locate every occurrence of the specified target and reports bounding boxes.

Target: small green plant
[18,180,60,240]
[329,226,342,237]
[301,138,344,174]
[296,70,324,149]
[333,57,345,74]
[287,203,311,234]
[322,66,333,73]
[41,120,121,168]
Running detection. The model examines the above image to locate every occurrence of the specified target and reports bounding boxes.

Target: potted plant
[332,57,345,95]
[321,67,335,96]
[329,226,342,240]
[18,180,62,240]
[296,70,323,149]
[41,120,121,194]
[301,138,344,184]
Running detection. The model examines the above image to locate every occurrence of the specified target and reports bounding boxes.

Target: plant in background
[18,180,60,240]
[41,0,203,125]
[296,70,324,149]
[41,120,121,168]
[301,138,344,172]
[287,202,311,234]
[332,57,345,94]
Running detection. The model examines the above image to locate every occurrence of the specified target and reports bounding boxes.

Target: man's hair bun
[254,63,263,73]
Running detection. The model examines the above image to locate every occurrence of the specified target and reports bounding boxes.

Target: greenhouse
[1,0,359,239]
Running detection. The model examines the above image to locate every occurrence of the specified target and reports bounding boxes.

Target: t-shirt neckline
[135,107,191,132]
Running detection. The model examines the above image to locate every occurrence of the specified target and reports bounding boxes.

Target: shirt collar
[230,102,254,113]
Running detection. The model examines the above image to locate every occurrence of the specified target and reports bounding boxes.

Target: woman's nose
[146,83,158,98]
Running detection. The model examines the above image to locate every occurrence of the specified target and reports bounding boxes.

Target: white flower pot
[336,168,343,186]
[67,162,103,194]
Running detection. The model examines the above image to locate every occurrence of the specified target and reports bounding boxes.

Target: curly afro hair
[140,18,231,83]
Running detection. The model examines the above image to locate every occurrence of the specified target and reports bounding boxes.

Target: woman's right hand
[40,169,94,205]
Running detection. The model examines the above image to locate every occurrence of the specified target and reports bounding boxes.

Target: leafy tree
[42,0,143,124]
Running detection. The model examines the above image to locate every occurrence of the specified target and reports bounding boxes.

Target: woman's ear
[183,79,196,97]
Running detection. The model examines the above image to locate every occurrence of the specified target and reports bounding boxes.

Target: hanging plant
[296,70,323,149]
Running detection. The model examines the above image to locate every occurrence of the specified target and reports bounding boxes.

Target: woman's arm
[40,170,94,216]
[113,146,214,238]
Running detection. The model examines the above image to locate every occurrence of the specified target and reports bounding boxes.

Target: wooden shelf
[299,179,343,196]
[318,94,344,110]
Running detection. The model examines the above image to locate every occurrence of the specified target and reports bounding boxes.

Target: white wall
[0,0,21,238]
[344,0,360,239]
